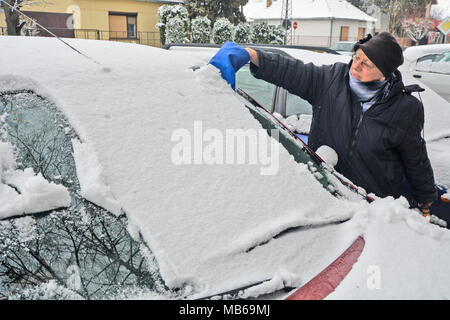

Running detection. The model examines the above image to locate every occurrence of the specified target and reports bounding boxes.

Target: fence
[74,29,162,48]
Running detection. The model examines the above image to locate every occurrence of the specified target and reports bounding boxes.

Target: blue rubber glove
[209,41,250,90]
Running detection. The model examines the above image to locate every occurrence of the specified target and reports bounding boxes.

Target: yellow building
[0,0,182,47]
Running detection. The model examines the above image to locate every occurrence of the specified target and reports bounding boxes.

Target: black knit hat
[353,32,404,78]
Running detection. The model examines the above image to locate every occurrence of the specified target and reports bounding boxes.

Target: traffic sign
[437,17,450,35]
[293,21,298,30]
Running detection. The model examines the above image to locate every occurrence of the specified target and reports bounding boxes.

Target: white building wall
[250,18,375,47]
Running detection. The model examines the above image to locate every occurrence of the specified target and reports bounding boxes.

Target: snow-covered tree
[191,16,211,44]
[184,0,249,25]
[0,0,49,36]
[402,19,435,45]
[251,21,270,44]
[212,17,233,44]
[269,25,285,45]
[165,16,190,44]
[233,22,251,43]
[156,4,189,45]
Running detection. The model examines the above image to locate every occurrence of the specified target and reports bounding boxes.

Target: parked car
[1,37,449,300]
[328,41,356,56]
[399,44,450,103]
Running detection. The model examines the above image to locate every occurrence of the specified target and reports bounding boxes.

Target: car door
[413,52,450,102]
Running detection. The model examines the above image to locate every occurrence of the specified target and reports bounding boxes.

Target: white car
[399,44,450,103]
[1,37,450,301]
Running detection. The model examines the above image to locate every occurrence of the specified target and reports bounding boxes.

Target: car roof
[403,44,450,62]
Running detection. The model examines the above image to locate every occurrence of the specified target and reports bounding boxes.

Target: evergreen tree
[184,0,249,25]
[165,16,190,44]
[191,16,212,44]
[212,17,233,44]
[251,21,270,44]
[156,5,189,45]
[233,22,251,43]
[269,25,285,45]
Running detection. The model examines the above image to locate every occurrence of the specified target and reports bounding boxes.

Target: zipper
[348,112,363,159]
[348,101,380,159]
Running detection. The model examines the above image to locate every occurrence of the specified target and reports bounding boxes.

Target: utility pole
[280,0,292,45]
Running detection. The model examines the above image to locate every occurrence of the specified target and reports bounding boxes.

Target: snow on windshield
[1,37,449,299]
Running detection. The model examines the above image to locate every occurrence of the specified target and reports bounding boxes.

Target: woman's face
[350,49,386,82]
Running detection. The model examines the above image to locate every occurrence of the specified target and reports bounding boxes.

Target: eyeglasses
[352,53,376,70]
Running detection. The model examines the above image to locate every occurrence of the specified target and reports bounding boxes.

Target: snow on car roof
[403,44,450,63]
[1,36,449,299]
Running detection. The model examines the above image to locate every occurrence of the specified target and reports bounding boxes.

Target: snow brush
[236,87,375,204]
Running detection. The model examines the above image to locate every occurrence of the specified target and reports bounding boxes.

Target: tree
[0,0,48,36]
[233,22,251,43]
[184,0,249,25]
[156,4,189,46]
[191,16,212,44]
[165,16,190,44]
[347,0,431,36]
[251,21,270,44]
[212,17,233,44]
[269,25,286,45]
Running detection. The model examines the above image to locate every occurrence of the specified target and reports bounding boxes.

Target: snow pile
[71,139,122,216]
[282,114,312,134]
[0,141,71,219]
[316,145,338,168]
[239,269,301,299]
[328,197,450,299]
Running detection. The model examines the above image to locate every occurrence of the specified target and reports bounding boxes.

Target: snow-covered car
[328,41,356,56]
[1,36,450,300]
[399,44,450,103]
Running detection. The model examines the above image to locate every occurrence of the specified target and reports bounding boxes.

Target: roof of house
[243,0,377,22]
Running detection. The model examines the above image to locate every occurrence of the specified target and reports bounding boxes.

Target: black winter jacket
[250,49,437,203]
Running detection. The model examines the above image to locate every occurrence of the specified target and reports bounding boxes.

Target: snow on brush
[1,37,449,299]
[0,141,70,219]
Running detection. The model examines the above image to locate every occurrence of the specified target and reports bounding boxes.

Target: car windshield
[329,42,354,52]
[0,91,170,300]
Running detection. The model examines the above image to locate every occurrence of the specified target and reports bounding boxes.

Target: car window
[330,42,354,52]
[416,54,441,72]
[0,91,170,299]
[236,65,275,111]
[286,92,313,117]
[416,52,450,75]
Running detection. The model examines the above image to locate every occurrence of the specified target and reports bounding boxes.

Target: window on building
[340,26,349,41]
[358,27,365,40]
[109,13,137,39]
